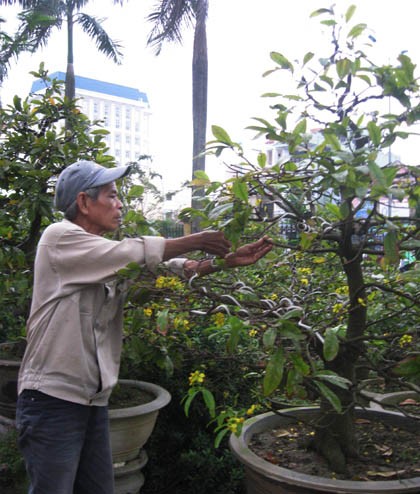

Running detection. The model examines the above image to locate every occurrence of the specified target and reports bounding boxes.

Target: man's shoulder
[40,220,83,241]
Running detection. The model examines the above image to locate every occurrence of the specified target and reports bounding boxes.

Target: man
[15,160,272,493]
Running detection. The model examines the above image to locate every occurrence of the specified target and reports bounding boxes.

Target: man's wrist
[210,258,226,271]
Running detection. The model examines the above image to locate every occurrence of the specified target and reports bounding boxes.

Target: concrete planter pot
[109,379,171,494]
[229,407,420,494]
[369,390,419,418]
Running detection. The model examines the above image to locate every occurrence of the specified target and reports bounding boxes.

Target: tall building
[31,72,151,165]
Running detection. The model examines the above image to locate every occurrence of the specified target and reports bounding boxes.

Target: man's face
[83,182,123,235]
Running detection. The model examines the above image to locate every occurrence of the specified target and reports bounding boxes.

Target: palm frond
[15,9,60,50]
[147,0,196,55]
[76,13,123,64]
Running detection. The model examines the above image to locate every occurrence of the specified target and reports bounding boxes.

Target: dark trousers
[16,390,114,494]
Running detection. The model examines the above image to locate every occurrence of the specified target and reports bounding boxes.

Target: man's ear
[76,192,90,215]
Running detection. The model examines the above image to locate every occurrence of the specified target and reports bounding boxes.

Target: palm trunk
[65,5,75,105]
[191,0,208,232]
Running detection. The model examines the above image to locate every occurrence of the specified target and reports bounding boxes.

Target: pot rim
[108,379,171,419]
[229,407,420,493]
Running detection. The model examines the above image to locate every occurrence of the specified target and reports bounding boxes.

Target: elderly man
[15,160,272,494]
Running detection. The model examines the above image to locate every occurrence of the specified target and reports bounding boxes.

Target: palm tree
[0,15,38,106]
[0,0,124,101]
[147,0,209,228]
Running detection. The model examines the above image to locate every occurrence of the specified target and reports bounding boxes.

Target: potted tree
[179,4,419,492]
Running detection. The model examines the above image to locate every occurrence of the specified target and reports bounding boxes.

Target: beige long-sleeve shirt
[18,219,184,406]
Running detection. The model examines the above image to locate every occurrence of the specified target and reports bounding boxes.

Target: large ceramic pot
[369,390,419,418]
[109,379,171,494]
[229,407,420,494]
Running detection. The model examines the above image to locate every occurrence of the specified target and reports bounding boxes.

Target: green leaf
[325,203,342,219]
[201,389,216,418]
[348,23,367,39]
[208,202,233,220]
[232,180,249,202]
[127,184,145,198]
[212,125,233,145]
[323,329,339,361]
[393,355,420,378]
[183,388,200,417]
[263,348,285,396]
[290,353,310,376]
[214,428,230,448]
[310,8,333,18]
[303,52,314,65]
[156,309,170,335]
[263,327,277,349]
[367,121,381,146]
[315,371,351,389]
[270,52,294,72]
[226,317,243,354]
[336,58,351,79]
[368,162,387,187]
[345,5,357,22]
[314,381,342,413]
[257,152,267,168]
[299,232,317,250]
[384,230,399,265]
[293,119,307,135]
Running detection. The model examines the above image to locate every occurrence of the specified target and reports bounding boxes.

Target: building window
[125,109,131,130]
[103,103,109,125]
[125,135,131,146]
[115,106,121,129]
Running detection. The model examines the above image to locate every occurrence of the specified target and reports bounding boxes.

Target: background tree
[147,0,209,228]
[0,0,123,102]
[0,67,115,341]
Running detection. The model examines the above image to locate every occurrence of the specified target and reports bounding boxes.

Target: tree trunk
[314,204,367,473]
[191,0,208,232]
[65,4,75,132]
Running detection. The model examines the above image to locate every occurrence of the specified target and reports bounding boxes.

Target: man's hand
[195,230,232,257]
[224,236,273,268]
[163,230,231,260]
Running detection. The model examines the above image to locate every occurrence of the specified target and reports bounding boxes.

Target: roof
[31,72,148,104]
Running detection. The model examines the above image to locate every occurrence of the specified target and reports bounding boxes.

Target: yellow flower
[212,312,226,327]
[333,303,343,313]
[357,297,366,307]
[174,317,190,331]
[188,370,206,386]
[143,307,153,317]
[335,286,349,296]
[269,293,278,301]
[246,404,259,416]
[313,257,326,264]
[227,417,245,433]
[155,276,184,291]
[399,334,412,347]
[300,277,309,286]
[248,329,258,337]
[297,267,312,275]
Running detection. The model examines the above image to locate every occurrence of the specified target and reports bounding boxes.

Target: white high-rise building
[31,72,151,166]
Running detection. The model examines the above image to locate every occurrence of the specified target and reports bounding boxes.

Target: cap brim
[91,164,131,188]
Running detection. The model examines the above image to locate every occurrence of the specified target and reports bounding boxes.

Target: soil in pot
[109,384,154,409]
[249,415,420,482]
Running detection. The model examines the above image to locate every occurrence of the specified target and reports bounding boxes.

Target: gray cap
[54,160,131,212]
